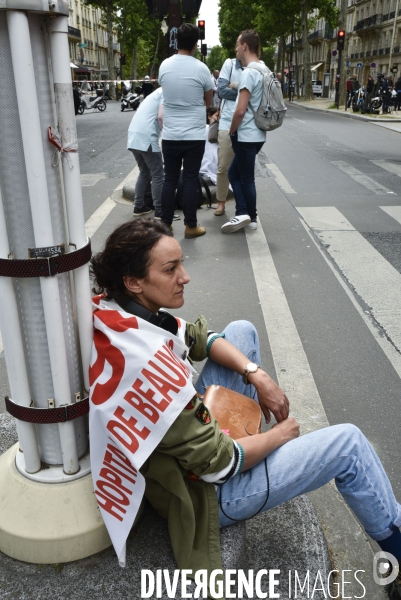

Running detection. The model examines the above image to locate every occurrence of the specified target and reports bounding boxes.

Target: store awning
[70,63,78,69]
[311,62,323,71]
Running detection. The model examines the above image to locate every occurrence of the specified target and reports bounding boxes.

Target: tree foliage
[206,46,229,72]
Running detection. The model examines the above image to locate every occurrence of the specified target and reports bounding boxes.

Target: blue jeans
[228,134,264,221]
[195,321,401,542]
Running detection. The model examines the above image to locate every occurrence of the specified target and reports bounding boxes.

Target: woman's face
[124,236,190,314]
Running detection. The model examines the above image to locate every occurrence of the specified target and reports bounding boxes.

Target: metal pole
[48,16,93,393]
[0,186,41,474]
[336,47,343,109]
[7,10,79,475]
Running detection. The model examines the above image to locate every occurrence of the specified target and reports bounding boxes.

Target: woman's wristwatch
[242,362,259,385]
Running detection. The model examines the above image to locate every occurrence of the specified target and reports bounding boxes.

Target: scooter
[120,82,141,112]
[79,90,107,113]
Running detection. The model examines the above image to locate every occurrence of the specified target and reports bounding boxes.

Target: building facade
[284,0,400,94]
[67,0,120,81]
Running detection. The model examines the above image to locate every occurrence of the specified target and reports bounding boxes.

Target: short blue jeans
[195,320,401,542]
[228,134,264,221]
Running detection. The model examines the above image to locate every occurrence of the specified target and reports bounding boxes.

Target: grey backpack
[247,63,287,131]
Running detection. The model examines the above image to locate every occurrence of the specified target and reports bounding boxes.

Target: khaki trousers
[216,129,234,202]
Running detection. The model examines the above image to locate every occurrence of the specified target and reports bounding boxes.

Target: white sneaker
[245,220,258,230]
[221,214,251,234]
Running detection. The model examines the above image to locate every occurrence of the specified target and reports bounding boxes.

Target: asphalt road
[1,99,400,505]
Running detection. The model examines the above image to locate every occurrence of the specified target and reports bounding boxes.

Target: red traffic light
[337,30,345,51]
[198,19,205,40]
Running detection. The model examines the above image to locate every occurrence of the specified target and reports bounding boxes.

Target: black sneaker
[133,205,152,216]
[154,209,180,221]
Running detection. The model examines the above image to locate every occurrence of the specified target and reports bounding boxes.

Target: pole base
[0,443,111,564]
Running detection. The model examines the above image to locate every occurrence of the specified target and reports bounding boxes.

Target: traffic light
[120,53,126,65]
[337,30,345,51]
[198,19,205,40]
[201,43,207,56]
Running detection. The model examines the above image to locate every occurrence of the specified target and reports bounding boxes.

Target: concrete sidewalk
[0,168,388,599]
[290,97,401,133]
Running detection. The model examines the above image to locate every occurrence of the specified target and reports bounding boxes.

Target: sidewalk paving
[290,97,401,133]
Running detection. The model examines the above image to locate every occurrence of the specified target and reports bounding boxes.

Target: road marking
[297,206,401,353]
[85,165,139,239]
[292,118,306,123]
[331,160,396,195]
[380,205,401,225]
[296,206,355,231]
[299,218,401,381]
[81,173,107,187]
[245,223,328,433]
[265,162,297,194]
[372,160,401,178]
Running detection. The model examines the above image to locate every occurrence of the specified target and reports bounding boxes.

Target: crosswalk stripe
[245,222,328,433]
[295,206,355,231]
[265,162,297,194]
[85,165,139,239]
[380,206,401,226]
[298,206,401,353]
[371,160,401,178]
[331,160,396,195]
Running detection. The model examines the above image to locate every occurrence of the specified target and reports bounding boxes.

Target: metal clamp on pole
[5,396,90,424]
[0,239,91,278]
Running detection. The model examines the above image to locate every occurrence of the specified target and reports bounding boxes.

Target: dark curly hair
[90,218,173,302]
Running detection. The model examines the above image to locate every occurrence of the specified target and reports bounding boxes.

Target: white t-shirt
[159,54,212,141]
[127,88,163,153]
[219,58,244,131]
[236,61,268,143]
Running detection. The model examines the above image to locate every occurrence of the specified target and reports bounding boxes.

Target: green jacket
[140,315,233,593]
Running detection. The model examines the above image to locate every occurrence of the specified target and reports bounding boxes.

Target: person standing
[159,23,213,239]
[211,69,221,107]
[221,30,268,234]
[213,56,244,217]
[396,75,401,111]
[364,76,374,113]
[141,75,154,99]
[127,88,164,217]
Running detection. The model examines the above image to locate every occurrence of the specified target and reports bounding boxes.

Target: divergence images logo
[373,551,399,586]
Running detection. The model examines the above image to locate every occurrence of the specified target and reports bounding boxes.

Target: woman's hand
[271,417,300,444]
[238,416,300,471]
[248,369,289,423]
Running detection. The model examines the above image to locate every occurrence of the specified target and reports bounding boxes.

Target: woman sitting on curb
[89,218,401,599]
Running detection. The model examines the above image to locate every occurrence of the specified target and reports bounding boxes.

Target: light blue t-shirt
[236,61,268,143]
[159,54,212,141]
[127,88,163,153]
[218,58,244,131]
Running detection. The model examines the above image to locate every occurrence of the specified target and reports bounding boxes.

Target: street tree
[87,0,118,98]
[206,46,228,72]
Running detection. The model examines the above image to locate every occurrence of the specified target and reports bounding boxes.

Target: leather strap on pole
[0,239,91,278]
[5,396,89,424]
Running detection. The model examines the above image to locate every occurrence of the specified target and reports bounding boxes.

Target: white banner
[89,297,196,565]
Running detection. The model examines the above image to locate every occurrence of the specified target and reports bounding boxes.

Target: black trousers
[161,139,205,227]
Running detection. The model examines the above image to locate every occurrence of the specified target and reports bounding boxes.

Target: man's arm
[208,336,290,423]
[218,78,238,101]
[229,88,250,133]
[157,104,163,128]
[204,89,213,106]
